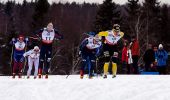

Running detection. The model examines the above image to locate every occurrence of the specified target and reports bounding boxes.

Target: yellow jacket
[98,30,124,45]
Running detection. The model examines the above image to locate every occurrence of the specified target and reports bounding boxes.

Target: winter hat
[18,35,24,41]
[113,24,120,32]
[33,46,40,51]
[88,32,95,36]
[158,44,163,49]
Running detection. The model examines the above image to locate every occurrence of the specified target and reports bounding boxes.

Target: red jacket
[122,47,128,63]
[131,40,140,56]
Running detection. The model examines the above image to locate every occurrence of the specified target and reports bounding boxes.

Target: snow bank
[0,75,170,100]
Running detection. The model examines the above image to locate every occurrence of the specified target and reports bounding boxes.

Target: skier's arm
[79,38,88,51]
[10,38,17,45]
[98,31,108,44]
[23,50,32,57]
[54,29,63,40]
[32,29,44,40]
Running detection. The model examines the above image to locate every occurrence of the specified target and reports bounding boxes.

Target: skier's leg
[12,53,19,78]
[34,58,39,78]
[18,56,24,78]
[39,46,45,78]
[111,57,117,78]
[111,62,117,78]
[27,57,33,78]
[12,60,18,78]
[18,62,23,78]
[80,53,87,79]
[89,52,96,78]
[103,44,110,78]
[103,51,110,78]
[44,46,52,78]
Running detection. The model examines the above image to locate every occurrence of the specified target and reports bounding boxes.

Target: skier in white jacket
[23,46,40,79]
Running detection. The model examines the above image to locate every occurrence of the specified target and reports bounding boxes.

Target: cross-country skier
[34,22,63,79]
[12,35,28,78]
[79,32,102,79]
[98,24,124,78]
[23,46,40,79]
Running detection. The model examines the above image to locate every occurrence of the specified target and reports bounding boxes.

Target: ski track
[0,75,170,100]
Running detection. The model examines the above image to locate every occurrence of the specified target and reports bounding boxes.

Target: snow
[0,75,170,100]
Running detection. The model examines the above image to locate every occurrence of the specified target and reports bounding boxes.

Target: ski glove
[25,37,29,42]
[12,38,15,42]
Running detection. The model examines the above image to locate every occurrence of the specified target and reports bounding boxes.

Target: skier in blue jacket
[79,32,102,79]
[155,44,168,74]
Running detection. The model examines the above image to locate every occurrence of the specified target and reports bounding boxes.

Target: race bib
[42,29,55,44]
[105,31,121,45]
[86,37,101,49]
[15,42,25,51]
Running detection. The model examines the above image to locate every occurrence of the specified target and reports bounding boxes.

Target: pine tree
[93,0,120,33]
[160,4,169,43]
[123,0,141,38]
[32,0,50,30]
[142,0,161,44]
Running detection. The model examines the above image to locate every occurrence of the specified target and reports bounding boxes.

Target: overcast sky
[1,0,170,4]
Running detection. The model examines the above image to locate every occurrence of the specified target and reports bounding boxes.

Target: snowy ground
[0,75,170,100]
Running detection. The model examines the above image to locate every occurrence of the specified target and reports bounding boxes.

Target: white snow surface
[0,75,170,100]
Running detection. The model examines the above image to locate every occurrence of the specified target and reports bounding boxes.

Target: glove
[113,52,118,58]
[79,51,81,56]
[12,38,15,42]
[54,38,59,41]
[25,37,29,42]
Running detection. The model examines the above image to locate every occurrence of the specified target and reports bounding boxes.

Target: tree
[142,0,161,45]
[124,0,141,38]
[32,0,50,30]
[160,4,169,44]
[93,0,120,33]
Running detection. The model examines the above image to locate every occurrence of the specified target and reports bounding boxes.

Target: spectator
[143,44,155,71]
[152,45,158,71]
[122,41,133,74]
[155,44,168,74]
[122,41,128,74]
[130,35,140,74]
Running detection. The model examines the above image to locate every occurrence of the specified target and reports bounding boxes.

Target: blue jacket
[155,49,168,67]
[79,38,102,56]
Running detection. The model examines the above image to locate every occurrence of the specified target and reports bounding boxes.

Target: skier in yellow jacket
[98,24,124,78]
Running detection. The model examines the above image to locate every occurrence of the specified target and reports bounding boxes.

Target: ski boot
[12,73,16,79]
[103,75,107,79]
[112,75,116,78]
[18,73,22,78]
[38,74,42,79]
[45,74,48,79]
[34,76,37,79]
[80,75,83,79]
[27,76,30,79]
[38,68,42,79]
[89,75,93,79]
[80,70,84,79]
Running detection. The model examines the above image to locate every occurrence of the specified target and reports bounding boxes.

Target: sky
[1,0,170,4]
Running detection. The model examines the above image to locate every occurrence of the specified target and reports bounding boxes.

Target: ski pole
[10,41,15,77]
[22,38,28,78]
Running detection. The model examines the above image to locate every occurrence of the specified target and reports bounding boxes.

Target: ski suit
[79,36,102,77]
[35,28,63,75]
[23,49,40,77]
[98,30,124,77]
[12,40,27,75]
